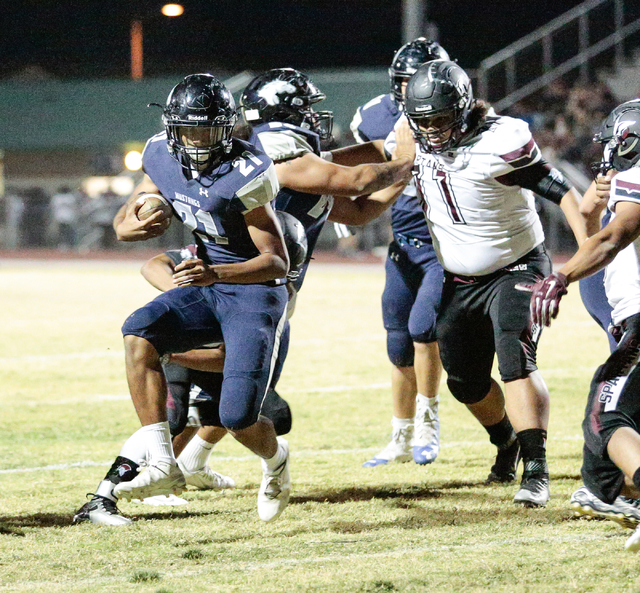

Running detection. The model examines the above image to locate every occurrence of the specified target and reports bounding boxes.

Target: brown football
[136,193,173,223]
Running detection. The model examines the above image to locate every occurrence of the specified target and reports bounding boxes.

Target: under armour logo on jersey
[390,251,400,262]
[199,187,209,197]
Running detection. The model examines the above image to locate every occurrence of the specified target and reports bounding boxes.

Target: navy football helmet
[275,211,308,283]
[240,68,333,140]
[601,106,640,172]
[594,99,640,144]
[160,74,238,170]
[404,60,474,153]
[389,38,450,104]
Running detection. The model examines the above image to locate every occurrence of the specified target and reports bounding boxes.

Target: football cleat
[180,463,236,491]
[113,460,185,501]
[413,398,439,465]
[363,425,414,467]
[626,524,640,552]
[513,459,550,507]
[570,486,640,529]
[258,437,291,522]
[486,438,520,483]
[73,494,132,526]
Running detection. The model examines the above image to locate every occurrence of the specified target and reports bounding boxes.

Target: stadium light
[162,4,184,17]
[131,5,184,80]
[124,150,143,171]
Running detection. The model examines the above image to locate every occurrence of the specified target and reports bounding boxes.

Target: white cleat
[179,463,236,491]
[363,425,413,467]
[258,437,291,522]
[413,397,440,465]
[73,495,132,526]
[626,525,640,551]
[113,460,185,502]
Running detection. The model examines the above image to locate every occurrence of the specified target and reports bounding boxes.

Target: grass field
[1,258,637,593]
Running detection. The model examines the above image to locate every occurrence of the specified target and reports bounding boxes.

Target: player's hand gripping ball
[136,193,173,225]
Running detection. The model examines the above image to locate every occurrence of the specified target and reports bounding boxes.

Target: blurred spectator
[50,186,78,250]
[80,189,125,250]
[4,189,24,250]
[21,187,50,247]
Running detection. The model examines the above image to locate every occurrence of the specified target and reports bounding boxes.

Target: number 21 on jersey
[172,201,229,245]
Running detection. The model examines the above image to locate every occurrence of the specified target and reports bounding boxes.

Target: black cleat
[486,439,520,483]
[513,459,550,507]
[73,494,132,526]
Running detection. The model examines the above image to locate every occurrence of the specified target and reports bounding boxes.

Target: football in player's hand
[136,193,173,224]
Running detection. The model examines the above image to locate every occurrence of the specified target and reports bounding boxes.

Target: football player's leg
[175,371,234,490]
[437,280,520,482]
[115,288,223,501]
[365,244,417,467]
[491,267,551,506]
[217,285,290,521]
[409,259,443,465]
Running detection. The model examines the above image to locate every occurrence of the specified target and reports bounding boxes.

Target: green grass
[0,259,635,592]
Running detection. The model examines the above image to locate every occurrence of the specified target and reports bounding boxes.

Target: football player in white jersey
[399,60,587,507]
[530,103,640,549]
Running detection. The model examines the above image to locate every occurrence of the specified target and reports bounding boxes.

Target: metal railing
[476,0,640,112]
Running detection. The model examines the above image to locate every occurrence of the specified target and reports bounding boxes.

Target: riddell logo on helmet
[415,105,433,112]
[187,115,208,121]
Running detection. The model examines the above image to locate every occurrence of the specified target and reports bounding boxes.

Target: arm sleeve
[490,118,571,203]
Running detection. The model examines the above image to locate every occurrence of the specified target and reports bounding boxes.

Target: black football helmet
[275,211,308,283]
[594,99,640,144]
[404,60,474,153]
[389,38,450,104]
[160,73,238,170]
[240,68,333,140]
[601,105,640,172]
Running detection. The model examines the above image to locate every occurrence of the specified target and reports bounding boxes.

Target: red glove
[529,272,568,327]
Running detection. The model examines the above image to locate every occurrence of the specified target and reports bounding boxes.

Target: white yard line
[0,436,582,475]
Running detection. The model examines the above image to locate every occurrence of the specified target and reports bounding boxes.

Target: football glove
[529,272,568,327]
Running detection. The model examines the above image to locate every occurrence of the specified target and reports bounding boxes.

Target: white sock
[391,416,413,431]
[137,422,174,464]
[263,441,287,471]
[177,435,213,473]
[417,393,439,409]
[118,429,150,465]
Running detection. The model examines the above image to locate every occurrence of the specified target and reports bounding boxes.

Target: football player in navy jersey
[239,68,417,317]
[350,39,450,468]
[76,73,295,524]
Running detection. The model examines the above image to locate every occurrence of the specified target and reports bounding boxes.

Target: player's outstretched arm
[529,200,640,327]
[274,138,413,197]
[328,181,407,226]
[327,119,415,224]
[328,140,386,166]
[113,175,171,242]
[172,203,289,286]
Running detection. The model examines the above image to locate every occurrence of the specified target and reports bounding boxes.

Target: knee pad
[121,300,172,337]
[219,375,262,430]
[386,329,414,367]
[447,375,492,404]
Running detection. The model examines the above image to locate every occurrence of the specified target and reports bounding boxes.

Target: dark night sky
[0,0,610,78]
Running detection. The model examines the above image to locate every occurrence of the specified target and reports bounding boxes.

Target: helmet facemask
[408,106,468,153]
[165,115,237,171]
